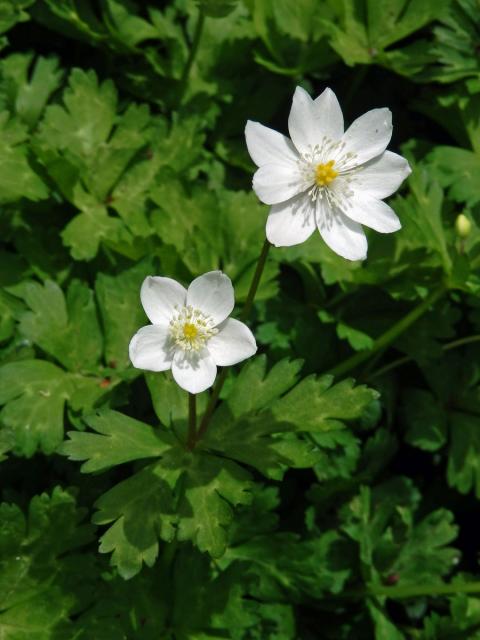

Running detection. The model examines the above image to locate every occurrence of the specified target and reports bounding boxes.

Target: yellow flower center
[183,323,198,340]
[170,305,218,352]
[315,160,338,187]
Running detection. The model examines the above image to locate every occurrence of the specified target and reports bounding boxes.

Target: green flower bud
[455,213,472,239]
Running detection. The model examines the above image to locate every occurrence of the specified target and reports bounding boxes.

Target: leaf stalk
[328,285,446,379]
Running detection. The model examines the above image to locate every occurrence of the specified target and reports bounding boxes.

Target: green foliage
[0,487,94,639]
[2,0,480,637]
[320,0,449,75]
[0,360,72,455]
[15,279,102,371]
[404,348,480,498]
[341,478,458,585]
[0,53,63,127]
[60,409,172,472]
[58,361,375,576]
[0,112,48,203]
[91,442,253,578]
[429,0,480,86]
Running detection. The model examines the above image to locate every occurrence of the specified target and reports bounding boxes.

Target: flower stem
[186,393,197,450]
[178,8,205,104]
[194,239,271,444]
[240,239,271,321]
[327,286,446,379]
[368,333,480,381]
[194,368,227,443]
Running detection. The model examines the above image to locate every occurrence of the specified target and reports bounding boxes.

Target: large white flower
[129,271,257,394]
[245,86,411,261]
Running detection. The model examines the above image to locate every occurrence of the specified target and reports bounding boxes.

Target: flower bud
[455,213,471,239]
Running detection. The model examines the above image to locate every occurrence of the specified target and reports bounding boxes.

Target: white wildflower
[129,271,257,394]
[245,86,411,260]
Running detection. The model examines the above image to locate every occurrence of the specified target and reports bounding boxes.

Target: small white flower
[129,271,257,394]
[245,86,411,261]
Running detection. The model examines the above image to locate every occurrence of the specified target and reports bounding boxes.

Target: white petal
[288,86,344,155]
[317,200,368,261]
[245,120,299,167]
[354,151,411,199]
[341,108,392,167]
[140,276,186,326]
[312,87,344,140]
[171,349,217,394]
[129,325,174,372]
[186,271,234,325]
[288,86,318,155]
[252,163,303,205]
[343,193,401,233]
[207,318,257,366]
[266,192,316,247]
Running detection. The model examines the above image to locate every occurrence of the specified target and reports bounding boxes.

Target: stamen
[169,305,217,352]
[315,160,338,187]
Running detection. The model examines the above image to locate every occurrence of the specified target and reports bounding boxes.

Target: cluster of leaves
[2,0,480,637]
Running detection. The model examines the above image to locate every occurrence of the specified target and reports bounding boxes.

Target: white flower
[129,271,257,394]
[245,86,411,261]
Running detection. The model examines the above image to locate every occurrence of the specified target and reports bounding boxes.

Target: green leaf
[428,146,480,207]
[447,410,480,497]
[272,374,378,432]
[30,0,106,45]
[204,357,319,478]
[222,530,352,600]
[404,349,480,497]
[102,0,160,47]
[150,185,279,302]
[15,279,103,371]
[0,487,94,638]
[92,459,179,579]
[341,478,458,585]
[60,409,172,472]
[246,0,335,76]
[0,53,63,127]
[89,432,253,578]
[95,259,152,370]
[33,68,158,260]
[430,0,480,84]
[204,357,376,479]
[0,427,14,461]
[74,544,294,639]
[322,0,449,71]
[322,306,375,352]
[420,593,480,639]
[60,187,127,261]
[145,371,189,427]
[36,68,117,164]
[386,508,459,584]
[312,429,361,482]
[176,452,253,557]
[0,356,112,456]
[394,156,452,273]
[0,287,24,343]
[0,0,34,36]
[403,388,448,451]
[0,359,71,456]
[367,600,406,640]
[0,112,48,203]
[337,322,375,351]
